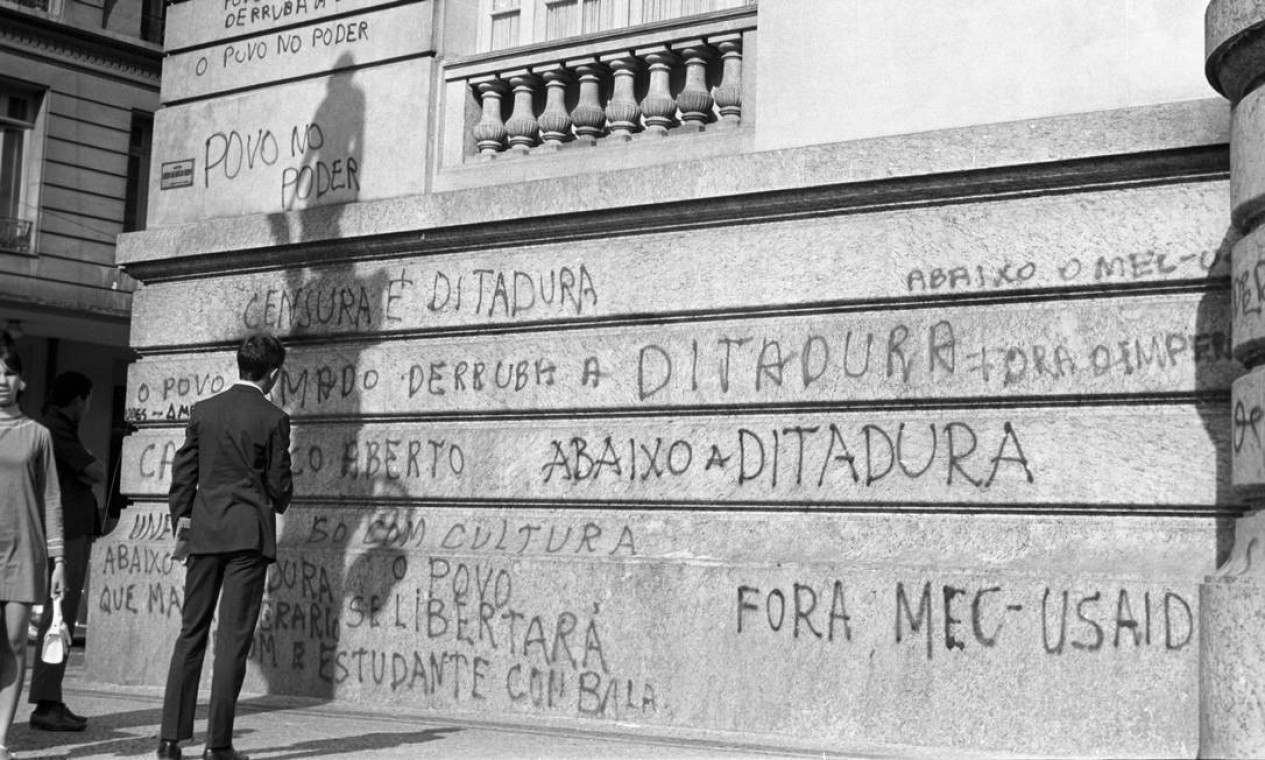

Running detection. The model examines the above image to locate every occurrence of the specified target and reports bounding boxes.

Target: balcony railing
[490,0,754,51]
[446,6,755,159]
[0,217,33,254]
[6,0,50,10]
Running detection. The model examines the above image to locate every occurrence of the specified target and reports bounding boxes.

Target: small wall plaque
[160,159,195,190]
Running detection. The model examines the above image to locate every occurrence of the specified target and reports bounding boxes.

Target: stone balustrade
[446,7,755,158]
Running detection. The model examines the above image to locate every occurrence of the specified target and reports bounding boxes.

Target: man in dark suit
[157,334,292,760]
[30,371,104,732]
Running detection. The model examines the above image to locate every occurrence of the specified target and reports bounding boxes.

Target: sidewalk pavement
[8,648,962,760]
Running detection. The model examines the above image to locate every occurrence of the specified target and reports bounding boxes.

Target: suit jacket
[168,384,292,561]
[42,408,99,539]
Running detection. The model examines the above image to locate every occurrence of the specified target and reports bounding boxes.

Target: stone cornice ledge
[0,8,162,83]
[119,97,1230,279]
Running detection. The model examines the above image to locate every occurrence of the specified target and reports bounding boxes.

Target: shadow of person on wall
[268,52,365,250]
[251,50,424,718]
[249,264,410,708]
[1197,226,1247,571]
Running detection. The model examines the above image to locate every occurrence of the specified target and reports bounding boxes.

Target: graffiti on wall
[94,507,1198,724]
[906,248,1224,294]
[96,510,653,720]
[126,290,1236,424]
[733,580,1194,658]
[199,121,359,210]
[538,420,1034,491]
[238,266,599,330]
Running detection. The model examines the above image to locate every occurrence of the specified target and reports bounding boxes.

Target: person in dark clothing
[30,371,102,733]
[157,334,292,760]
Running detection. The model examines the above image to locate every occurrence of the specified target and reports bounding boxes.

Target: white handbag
[40,595,70,665]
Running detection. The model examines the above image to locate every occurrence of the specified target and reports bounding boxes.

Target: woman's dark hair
[0,332,22,375]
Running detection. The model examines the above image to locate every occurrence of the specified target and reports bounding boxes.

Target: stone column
[1203,3,1265,756]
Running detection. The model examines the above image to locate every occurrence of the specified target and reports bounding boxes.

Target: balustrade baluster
[601,52,641,140]
[471,78,509,156]
[674,40,713,130]
[537,67,574,149]
[639,47,679,136]
[464,20,751,159]
[569,58,608,143]
[505,71,541,152]
[712,34,743,128]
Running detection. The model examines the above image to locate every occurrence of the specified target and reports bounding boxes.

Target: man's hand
[172,517,191,563]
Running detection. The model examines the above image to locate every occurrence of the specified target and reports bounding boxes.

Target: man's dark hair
[237,333,286,381]
[50,371,93,407]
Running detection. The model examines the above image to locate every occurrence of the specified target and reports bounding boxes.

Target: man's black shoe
[58,702,88,726]
[202,747,249,760]
[35,701,87,727]
[29,703,86,732]
[156,739,182,759]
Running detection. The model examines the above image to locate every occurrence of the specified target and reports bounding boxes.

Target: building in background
[0,0,161,526]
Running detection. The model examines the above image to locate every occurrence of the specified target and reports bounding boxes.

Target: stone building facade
[104,1,1253,756]
[0,0,161,512]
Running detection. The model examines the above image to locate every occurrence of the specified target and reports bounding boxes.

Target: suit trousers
[29,533,91,703]
[160,551,267,748]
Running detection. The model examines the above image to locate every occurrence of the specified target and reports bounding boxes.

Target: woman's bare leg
[0,602,32,752]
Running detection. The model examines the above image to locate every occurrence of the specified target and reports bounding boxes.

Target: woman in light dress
[0,336,65,760]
